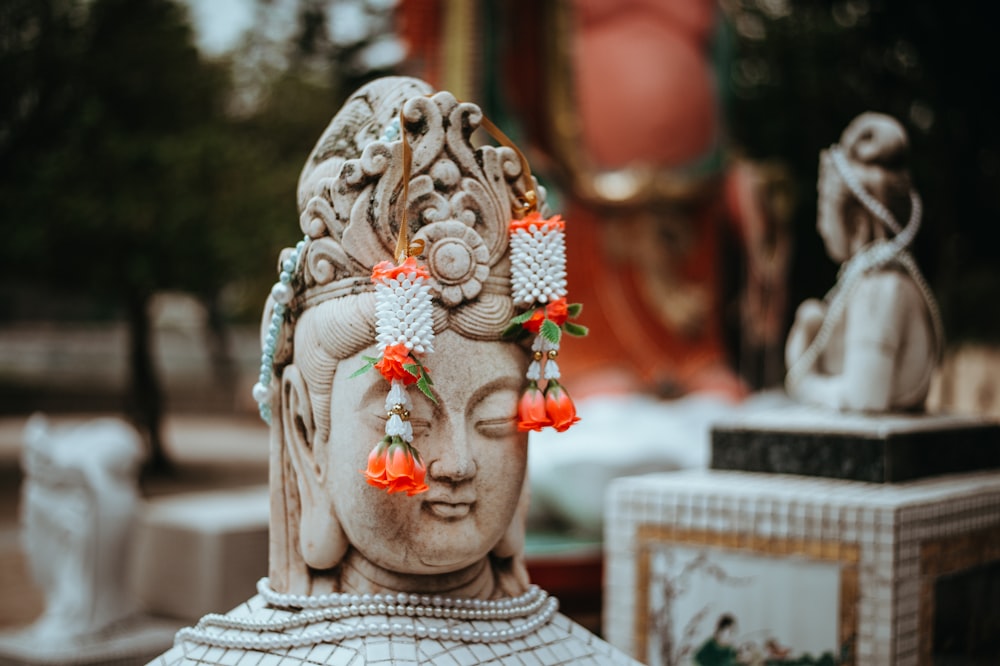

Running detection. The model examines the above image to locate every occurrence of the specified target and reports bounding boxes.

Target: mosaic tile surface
[605,469,1000,666]
[147,595,640,666]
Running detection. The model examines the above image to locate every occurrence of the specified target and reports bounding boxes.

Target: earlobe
[281,365,348,571]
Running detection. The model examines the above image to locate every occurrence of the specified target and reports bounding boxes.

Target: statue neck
[337,549,498,599]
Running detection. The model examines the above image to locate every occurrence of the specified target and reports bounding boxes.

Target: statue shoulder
[853,268,923,310]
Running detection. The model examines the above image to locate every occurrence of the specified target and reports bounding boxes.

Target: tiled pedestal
[604,469,1000,665]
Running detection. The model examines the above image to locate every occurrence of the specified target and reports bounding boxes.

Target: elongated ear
[282,365,348,570]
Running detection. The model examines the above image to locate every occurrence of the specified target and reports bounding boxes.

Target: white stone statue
[784,112,943,412]
[19,415,144,639]
[149,77,639,665]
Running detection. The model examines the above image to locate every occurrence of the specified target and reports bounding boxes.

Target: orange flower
[362,436,428,496]
[374,343,419,385]
[509,212,565,233]
[521,307,546,334]
[385,442,428,495]
[517,380,551,432]
[544,380,580,432]
[363,437,392,489]
[371,256,430,283]
[544,298,569,326]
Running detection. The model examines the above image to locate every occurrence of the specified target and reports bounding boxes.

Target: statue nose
[426,440,477,483]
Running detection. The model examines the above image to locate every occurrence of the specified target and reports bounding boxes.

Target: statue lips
[423,493,475,520]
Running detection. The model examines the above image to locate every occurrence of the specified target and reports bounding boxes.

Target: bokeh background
[1,0,999,642]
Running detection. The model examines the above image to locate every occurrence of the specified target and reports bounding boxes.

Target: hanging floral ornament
[503,211,587,433]
[356,118,435,496]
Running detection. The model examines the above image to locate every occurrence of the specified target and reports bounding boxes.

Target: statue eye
[409,419,432,438]
[475,416,517,439]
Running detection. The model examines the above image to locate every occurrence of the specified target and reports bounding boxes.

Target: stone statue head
[262,77,551,597]
[20,415,143,638]
[817,112,913,263]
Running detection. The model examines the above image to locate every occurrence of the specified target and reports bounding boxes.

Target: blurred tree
[0,0,339,470]
[0,0,231,469]
[723,0,1000,344]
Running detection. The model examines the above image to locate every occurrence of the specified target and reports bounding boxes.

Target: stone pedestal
[710,406,1000,482]
[130,487,269,621]
[0,616,178,666]
[604,469,1000,666]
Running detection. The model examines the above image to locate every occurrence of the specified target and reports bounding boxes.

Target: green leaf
[416,376,437,403]
[563,322,589,337]
[540,319,562,345]
[501,323,523,338]
[349,359,375,378]
[567,302,583,317]
[403,362,421,378]
[509,309,537,325]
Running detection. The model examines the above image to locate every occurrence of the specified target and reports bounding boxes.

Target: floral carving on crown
[293,81,547,316]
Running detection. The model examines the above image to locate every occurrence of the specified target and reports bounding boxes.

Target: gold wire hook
[477,114,537,219]
[392,96,537,261]
[392,109,424,264]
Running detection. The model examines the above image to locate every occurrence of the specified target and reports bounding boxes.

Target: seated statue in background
[785,112,943,412]
[19,416,143,640]
[150,76,638,665]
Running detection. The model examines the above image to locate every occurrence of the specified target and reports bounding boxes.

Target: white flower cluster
[384,380,413,442]
[510,223,568,307]
[374,271,435,354]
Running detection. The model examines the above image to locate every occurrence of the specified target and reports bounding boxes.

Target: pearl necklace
[175,578,559,651]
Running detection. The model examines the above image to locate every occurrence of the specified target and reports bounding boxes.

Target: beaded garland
[252,116,406,424]
[252,237,308,425]
[174,578,559,651]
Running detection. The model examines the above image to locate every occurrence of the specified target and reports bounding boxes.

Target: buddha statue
[149,77,639,665]
[784,112,943,412]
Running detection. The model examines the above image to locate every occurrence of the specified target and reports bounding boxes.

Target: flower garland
[356,256,436,496]
[503,211,587,432]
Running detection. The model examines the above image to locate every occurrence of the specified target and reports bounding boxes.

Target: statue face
[323,329,528,575]
[816,152,851,263]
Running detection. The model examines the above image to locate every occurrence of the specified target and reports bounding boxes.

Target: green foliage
[540,319,562,345]
[404,360,437,404]
[349,355,379,378]
[0,0,341,320]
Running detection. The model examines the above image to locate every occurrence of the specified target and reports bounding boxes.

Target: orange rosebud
[363,437,392,489]
[509,212,565,233]
[385,443,428,496]
[374,343,419,385]
[544,298,569,326]
[544,380,580,432]
[521,307,546,334]
[517,380,552,432]
[362,437,428,496]
[371,256,431,283]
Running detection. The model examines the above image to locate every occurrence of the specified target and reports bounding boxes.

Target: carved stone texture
[784,112,942,413]
[150,77,640,664]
